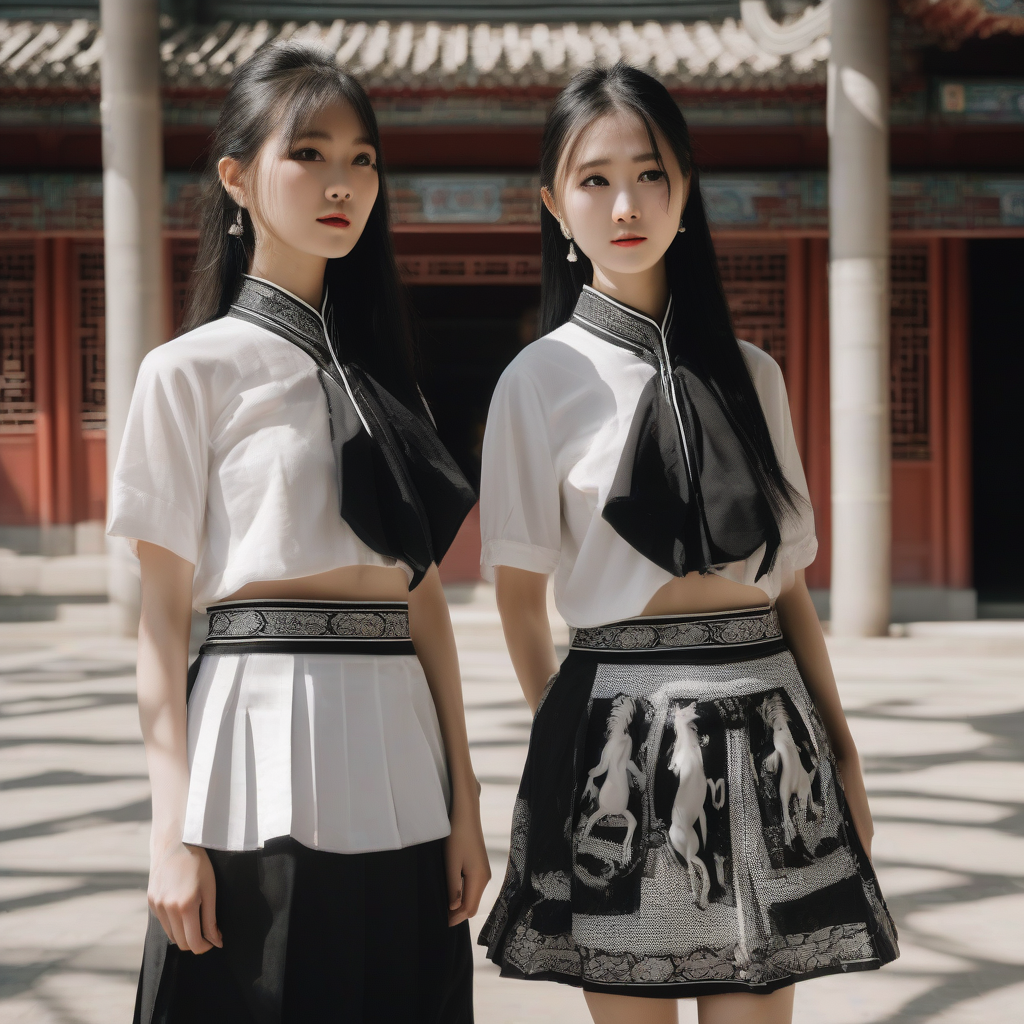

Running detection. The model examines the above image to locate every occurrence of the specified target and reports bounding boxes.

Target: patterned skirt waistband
[569,606,783,658]
[202,599,414,656]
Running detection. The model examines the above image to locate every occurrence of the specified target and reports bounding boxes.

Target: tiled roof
[0,8,831,93]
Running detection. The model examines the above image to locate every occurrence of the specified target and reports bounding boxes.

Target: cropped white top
[107,278,457,856]
[480,288,817,628]
[107,303,404,612]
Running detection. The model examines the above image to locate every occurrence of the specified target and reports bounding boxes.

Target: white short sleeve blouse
[480,289,817,628]
[107,302,403,612]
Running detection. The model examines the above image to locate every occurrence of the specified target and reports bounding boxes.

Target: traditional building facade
[1,0,1023,616]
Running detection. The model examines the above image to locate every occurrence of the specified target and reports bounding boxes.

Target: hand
[149,841,223,953]
[836,749,874,863]
[444,798,491,927]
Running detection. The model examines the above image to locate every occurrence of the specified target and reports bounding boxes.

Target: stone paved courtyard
[0,590,1022,1023]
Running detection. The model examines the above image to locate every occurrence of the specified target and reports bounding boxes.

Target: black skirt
[135,836,473,1024]
[479,607,898,998]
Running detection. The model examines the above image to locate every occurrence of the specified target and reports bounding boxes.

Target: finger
[199,882,222,948]
[461,866,489,919]
[181,901,212,955]
[150,898,175,945]
[166,907,191,952]
[445,852,464,912]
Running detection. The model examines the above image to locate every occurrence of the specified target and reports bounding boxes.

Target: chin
[603,253,664,276]
[305,240,357,260]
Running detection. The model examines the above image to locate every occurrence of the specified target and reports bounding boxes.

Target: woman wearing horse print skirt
[477,65,898,1024]
[108,44,487,1023]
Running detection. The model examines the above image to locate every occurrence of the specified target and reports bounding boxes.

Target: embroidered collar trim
[571,285,673,361]
[231,275,329,352]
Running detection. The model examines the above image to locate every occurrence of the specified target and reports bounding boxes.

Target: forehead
[567,109,652,165]
[286,96,373,144]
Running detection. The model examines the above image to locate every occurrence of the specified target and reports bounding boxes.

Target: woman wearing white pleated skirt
[108,45,488,1024]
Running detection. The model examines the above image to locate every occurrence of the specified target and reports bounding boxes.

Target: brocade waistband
[569,606,782,655]
[202,599,414,655]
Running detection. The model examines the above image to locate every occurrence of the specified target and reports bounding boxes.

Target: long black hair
[179,42,418,406]
[539,62,799,520]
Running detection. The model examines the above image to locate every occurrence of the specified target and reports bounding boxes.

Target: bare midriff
[641,571,769,618]
[223,564,411,604]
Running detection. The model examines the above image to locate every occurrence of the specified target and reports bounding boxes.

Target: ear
[218,156,247,209]
[540,186,561,224]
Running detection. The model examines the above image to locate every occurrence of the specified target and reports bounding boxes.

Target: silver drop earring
[228,208,244,236]
[678,223,686,234]
[567,240,578,263]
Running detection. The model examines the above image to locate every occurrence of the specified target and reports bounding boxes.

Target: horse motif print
[758,693,821,847]
[666,702,725,909]
[581,695,646,862]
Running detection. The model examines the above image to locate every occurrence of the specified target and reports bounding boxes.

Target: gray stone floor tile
[1,597,1023,1022]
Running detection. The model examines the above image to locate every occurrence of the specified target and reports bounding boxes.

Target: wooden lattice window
[890,245,929,460]
[75,244,106,431]
[171,239,199,334]
[717,246,788,375]
[0,243,36,433]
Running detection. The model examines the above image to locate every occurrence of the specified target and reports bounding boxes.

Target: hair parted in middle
[539,61,800,522]
[179,41,420,407]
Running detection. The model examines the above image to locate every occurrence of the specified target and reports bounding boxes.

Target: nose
[612,187,640,223]
[326,183,351,202]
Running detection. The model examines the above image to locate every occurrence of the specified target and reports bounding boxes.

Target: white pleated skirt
[180,600,452,855]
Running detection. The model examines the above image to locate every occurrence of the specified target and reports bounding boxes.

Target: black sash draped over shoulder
[571,286,780,581]
[228,276,476,588]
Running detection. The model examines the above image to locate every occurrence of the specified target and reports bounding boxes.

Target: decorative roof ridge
[0,15,831,92]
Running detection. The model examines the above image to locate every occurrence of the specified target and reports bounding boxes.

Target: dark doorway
[969,239,1024,605]
[411,285,540,491]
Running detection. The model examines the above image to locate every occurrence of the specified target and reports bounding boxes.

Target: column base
[810,586,978,623]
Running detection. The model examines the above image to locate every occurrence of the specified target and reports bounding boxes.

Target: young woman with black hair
[108,42,487,1024]
[478,64,898,1024]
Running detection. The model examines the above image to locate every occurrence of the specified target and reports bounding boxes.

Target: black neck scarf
[228,275,477,589]
[571,286,780,580]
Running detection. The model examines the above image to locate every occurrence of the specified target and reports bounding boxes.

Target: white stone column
[828,0,891,636]
[100,0,163,635]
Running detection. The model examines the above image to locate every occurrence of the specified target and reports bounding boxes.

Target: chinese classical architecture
[1,0,1023,623]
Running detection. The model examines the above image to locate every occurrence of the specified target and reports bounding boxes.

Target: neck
[249,236,328,310]
[590,258,670,323]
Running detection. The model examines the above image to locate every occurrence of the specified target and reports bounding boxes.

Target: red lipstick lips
[611,235,646,247]
[317,214,350,228]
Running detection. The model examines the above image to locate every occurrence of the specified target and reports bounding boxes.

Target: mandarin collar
[231,275,330,351]
[571,285,673,362]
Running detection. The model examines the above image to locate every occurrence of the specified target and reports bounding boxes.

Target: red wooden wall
[0,233,973,594]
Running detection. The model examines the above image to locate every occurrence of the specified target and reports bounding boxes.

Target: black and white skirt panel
[479,607,899,997]
[136,600,472,1023]
[134,836,473,1024]
[182,599,451,854]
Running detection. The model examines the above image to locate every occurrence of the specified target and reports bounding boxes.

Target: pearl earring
[228,209,244,237]
[678,223,686,234]
[567,240,578,263]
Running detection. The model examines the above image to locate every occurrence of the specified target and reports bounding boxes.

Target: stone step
[0,552,108,597]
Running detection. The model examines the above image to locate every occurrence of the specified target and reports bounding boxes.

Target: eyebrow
[291,130,376,147]
[577,151,660,172]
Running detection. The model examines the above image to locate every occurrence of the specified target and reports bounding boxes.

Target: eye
[289,147,324,162]
[353,151,377,169]
[580,174,609,188]
[639,169,666,183]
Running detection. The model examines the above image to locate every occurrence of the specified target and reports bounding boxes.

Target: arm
[136,541,222,952]
[407,565,490,926]
[775,569,873,859]
[494,566,560,714]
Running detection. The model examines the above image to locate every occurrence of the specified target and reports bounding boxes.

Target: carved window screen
[75,243,106,431]
[890,245,930,460]
[716,246,788,375]
[0,242,36,433]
